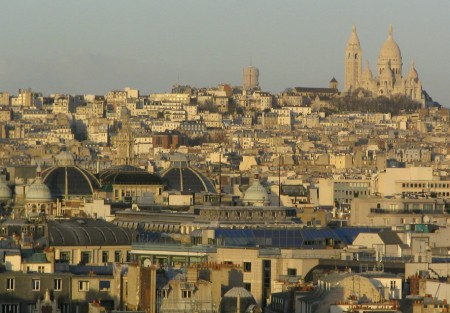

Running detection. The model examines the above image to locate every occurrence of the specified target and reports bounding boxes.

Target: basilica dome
[242,180,270,206]
[160,153,216,193]
[408,62,419,79]
[26,178,52,202]
[378,25,402,67]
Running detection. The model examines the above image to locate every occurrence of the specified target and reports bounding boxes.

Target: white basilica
[344,25,423,103]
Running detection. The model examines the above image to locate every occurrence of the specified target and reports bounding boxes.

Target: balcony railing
[370,208,447,214]
[277,275,303,283]
[132,243,217,254]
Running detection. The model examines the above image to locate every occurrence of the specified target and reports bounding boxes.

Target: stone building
[344,25,423,103]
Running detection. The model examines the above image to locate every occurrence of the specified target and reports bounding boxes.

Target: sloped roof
[48,219,132,246]
[24,253,49,264]
[214,227,382,248]
[294,87,338,94]
[378,231,403,245]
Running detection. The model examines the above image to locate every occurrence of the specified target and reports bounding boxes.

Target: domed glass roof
[161,167,216,193]
[26,178,52,201]
[42,166,100,198]
[100,165,163,186]
[160,154,216,193]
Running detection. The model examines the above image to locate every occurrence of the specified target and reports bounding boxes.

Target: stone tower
[344,25,362,92]
[112,108,135,166]
[243,66,259,91]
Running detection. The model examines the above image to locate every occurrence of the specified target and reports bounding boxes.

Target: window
[99,280,111,291]
[114,251,122,263]
[32,279,40,291]
[60,251,70,263]
[79,281,90,291]
[81,251,91,264]
[54,279,62,291]
[158,289,169,299]
[38,266,44,273]
[59,304,70,313]
[182,290,192,298]
[6,278,14,291]
[244,282,251,292]
[102,251,109,263]
[287,268,297,276]
[243,262,252,272]
[1,304,19,313]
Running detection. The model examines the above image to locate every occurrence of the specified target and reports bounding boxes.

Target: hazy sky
[0,1,449,104]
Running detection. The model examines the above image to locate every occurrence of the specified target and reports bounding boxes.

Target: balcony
[277,274,303,283]
[370,208,445,214]
[132,242,217,254]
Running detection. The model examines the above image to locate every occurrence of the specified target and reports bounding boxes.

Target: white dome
[242,180,270,206]
[362,60,373,80]
[26,178,52,201]
[378,25,402,65]
[0,179,11,201]
[408,62,419,79]
[55,151,75,166]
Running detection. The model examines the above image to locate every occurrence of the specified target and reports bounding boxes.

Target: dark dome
[99,165,144,179]
[103,172,163,185]
[42,166,100,198]
[160,156,216,193]
[100,165,163,186]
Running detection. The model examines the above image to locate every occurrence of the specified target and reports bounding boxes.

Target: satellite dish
[422,215,430,223]
[143,259,152,267]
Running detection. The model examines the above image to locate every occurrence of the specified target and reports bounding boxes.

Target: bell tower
[344,25,362,92]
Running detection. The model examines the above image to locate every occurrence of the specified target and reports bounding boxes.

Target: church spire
[347,24,360,46]
[344,25,362,92]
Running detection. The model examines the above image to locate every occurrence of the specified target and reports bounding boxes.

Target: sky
[0,1,449,104]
